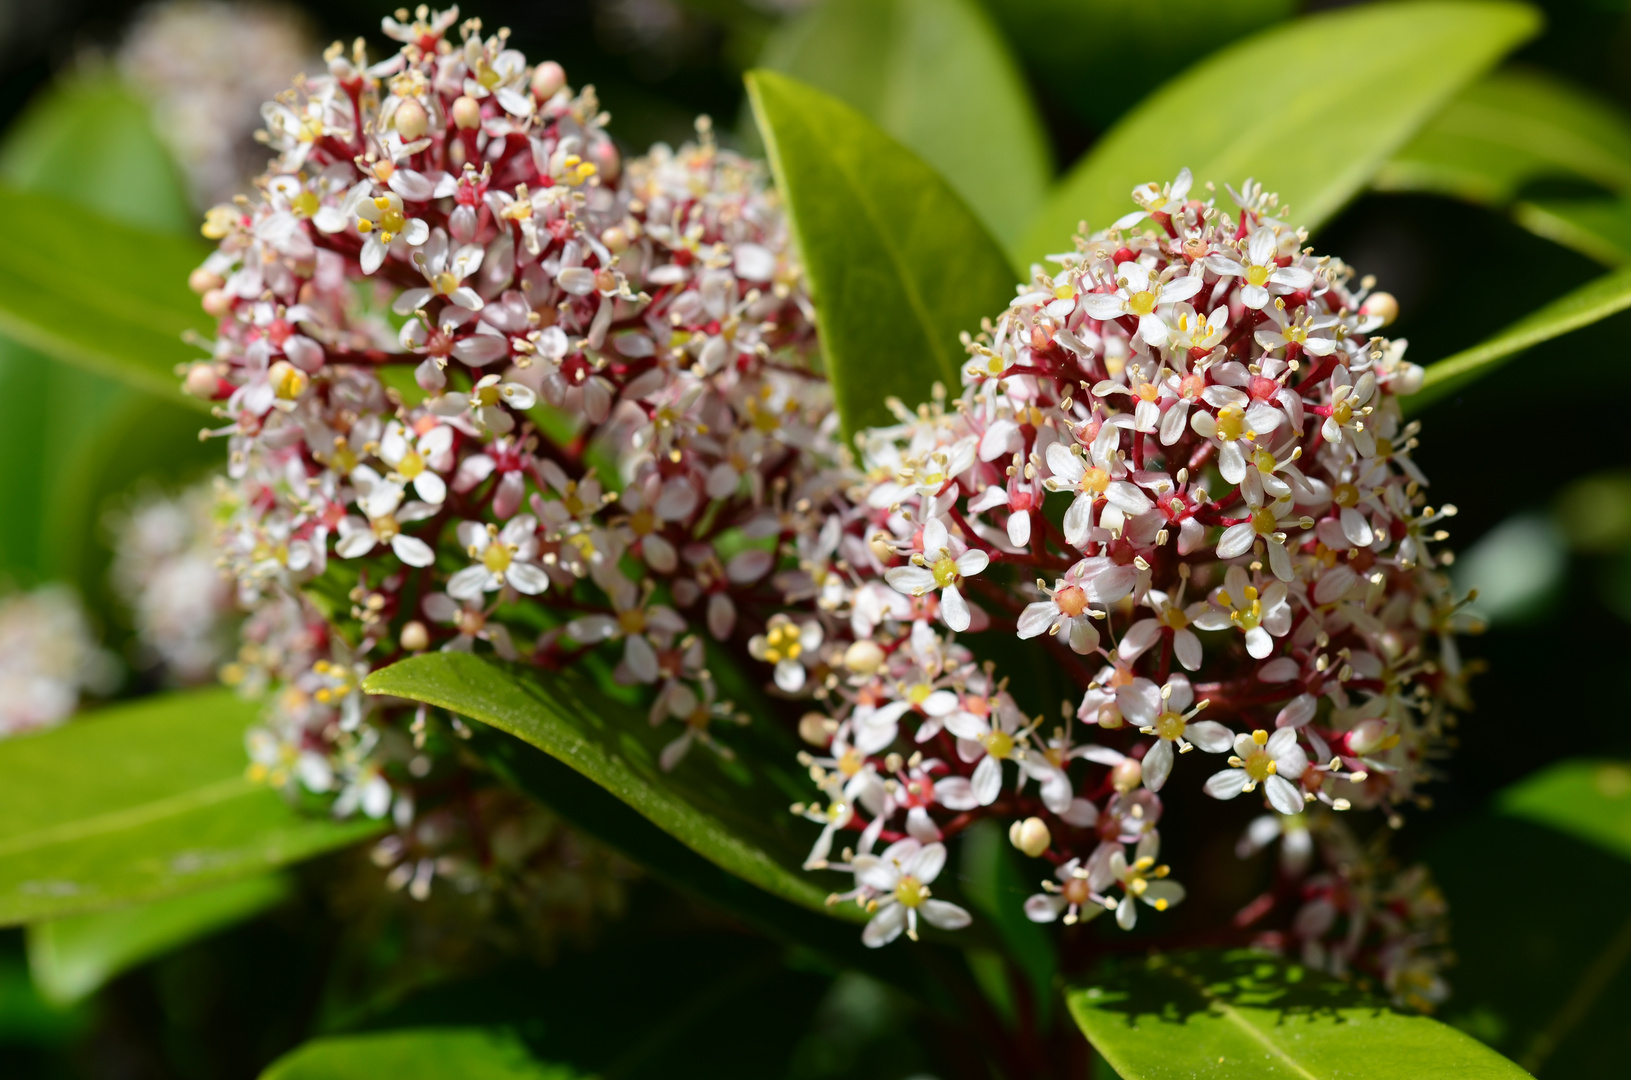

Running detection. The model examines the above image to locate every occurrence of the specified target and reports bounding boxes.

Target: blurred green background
[4,0,1631,1076]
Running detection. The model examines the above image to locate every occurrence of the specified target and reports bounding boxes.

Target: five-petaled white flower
[1116,674,1231,791]
[854,839,971,947]
[448,516,550,599]
[1205,225,1314,309]
[378,420,453,505]
[885,517,989,633]
[1204,728,1310,815]
[1081,262,1203,347]
[1190,565,1293,657]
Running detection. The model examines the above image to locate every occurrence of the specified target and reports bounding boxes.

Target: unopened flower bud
[1096,703,1123,729]
[844,640,884,675]
[1111,757,1143,793]
[531,60,566,100]
[1348,718,1392,755]
[395,98,428,141]
[400,620,430,653]
[601,226,628,254]
[1360,291,1398,327]
[590,139,621,184]
[267,360,307,400]
[452,95,482,130]
[188,268,224,294]
[201,289,233,318]
[1009,816,1051,858]
[798,712,831,747]
[184,363,220,399]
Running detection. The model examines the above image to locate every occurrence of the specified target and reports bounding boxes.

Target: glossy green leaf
[976,0,1297,130]
[746,69,1016,438]
[27,873,290,1005]
[1411,264,1631,408]
[0,185,212,404]
[366,651,832,913]
[0,689,381,925]
[1499,759,1631,862]
[1515,197,1631,266]
[0,71,194,235]
[262,1028,586,1080]
[1069,949,1529,1080]
[1022,1,1540,264]
[1376,69,1631,207]
[756,0,1050,252]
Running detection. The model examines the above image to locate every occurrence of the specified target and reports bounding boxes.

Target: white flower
[1118,586,1209,672]
[1205,225,1314,309]
[1190,565,1292,658]
[334,473,436,566]
[447,516,550,599]
[854,839,971,947]
[1106,833,1186,930]
[1016,577,1101,654]
[884,517,989,632]
[1080,261,1203,347]
[1116,674,1231,792]
[1321,364,1378,456]
[943,693,1030,807]
[748,614,823,692]
[378,420,453,504]
[1024,858,1108,926]
[396,230,486,312]
[1204,728,1310,815]
[565,577,687,684]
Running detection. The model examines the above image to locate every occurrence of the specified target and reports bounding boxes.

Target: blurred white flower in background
[107,484,237,684]
[118,0,318,209]
[0,585,119,737]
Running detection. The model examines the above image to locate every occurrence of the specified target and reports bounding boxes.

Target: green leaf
[1021,1,1540,265]
[755,0,1050,253]
[1375,69,1631,208]
[1068,949,1529,1080]
[0,70,194,235]
[262,1028,586,1080]
[0,185,212,404]
[958,820,1057,1025]
[1514,196,1631,267]
[1411,264,1631,408]
[366,651,833,914]
[26,873,290,1006]
[1499,759,1631,862]
[746,69,1016,438]
[975,0,1297,130]
[0,689,381,925]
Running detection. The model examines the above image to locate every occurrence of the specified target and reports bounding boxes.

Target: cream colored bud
[1111,757,1143,793]
[452,95,482,130]
[798,712,831,747]
[395,98,429,141]
[1360,291,1398,327]
[183,363,219,399]
[844,640,885,675]
[601,226,628,254]
[400,620,430,653]
[1096,703,1123,730]
[531,60,566,99]
[188,268,224,295]
[201,288,233,318]
[1009,817,1051,858]
[267,360,307,401]
[1348,718,1391,755]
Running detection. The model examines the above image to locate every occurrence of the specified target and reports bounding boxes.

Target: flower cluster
[767,169,1464,991]
[0,585,119,737]
[189,6,828,900]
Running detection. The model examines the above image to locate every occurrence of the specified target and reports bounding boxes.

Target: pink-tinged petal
[1204,768,1249,800]
[1061,797,1099,827]
[1216,522,1256,559]
[1265,774,1306,815]
[1068,617,1101,654]
[1118,618,1161,660]
[935,777,979,811]
[1274,694,1317,729]
[1017,600,1058,640]
[1174,628,1203,670]
[1142,739,1173,791]
[1185,721,1234,753]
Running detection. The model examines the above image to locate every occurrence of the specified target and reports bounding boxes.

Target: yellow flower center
[1333,483,1360,508]
[1215,405,1246,442]
[397,446,425,479]
[482,543,513,574]
[1332,399,1354,426]
[980,729,1015,760]
[894,875,927,908]
[1082,466,1110,494]
[434,271,460,295]
[931,554,960,589]
[1245,264,1271,288]
[1126,290,1158,318]
[618,609,646,636]
[1251,508,1278,536]
[762,622,800,664]
[1154,710,1186,742]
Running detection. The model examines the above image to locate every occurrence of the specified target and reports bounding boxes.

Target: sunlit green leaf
[262,1028,586,1080]
[976,0,1297,130]
[746,69,1015,438]
[1376,69,1631,207]
[1515,197,1631,266]
[756,0,1050,252]
[0,689,381,925]
[0,70,194,235]
[1069,949,1529,1079]
[27,873,289,1005]
[1411,264,1631,408]
[0,185,212,404]
[1022,1,1540,264]
[366,651,832,913]
[1500,759,1631,863]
